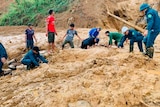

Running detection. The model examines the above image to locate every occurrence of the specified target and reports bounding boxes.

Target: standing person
[25,23,37,51]
[46,9,58,54]
[0,43,8,76]
[89,28,101,44]
[61,23,81,49]
[21,46,48,70]
[118,26,144,52]
[139,3,160,58]
[105,31,123,47]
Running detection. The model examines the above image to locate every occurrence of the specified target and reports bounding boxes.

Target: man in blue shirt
[0,43,8,76]
[140,3,160,58]
[118,26,144,52]
[89,28,101,44]
[21,46,48,70]
[25,23,37,51]
[61,23,81,49]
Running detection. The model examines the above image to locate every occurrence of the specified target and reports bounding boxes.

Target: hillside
[0,0,14,15]
[1,0,160,30]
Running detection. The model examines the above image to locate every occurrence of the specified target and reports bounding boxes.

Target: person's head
[97,28,101,32]
[48,9,54,15]
[121,26,129,35]
[105,31,110,36]
[70,23,75,30]
[32,46,40,54]
[28,23,33,29]
[139,3,150,14]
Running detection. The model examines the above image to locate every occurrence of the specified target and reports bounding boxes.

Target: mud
[0,27,160,107]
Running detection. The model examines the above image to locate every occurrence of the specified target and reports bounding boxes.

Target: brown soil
[0,0,160,107]
[0,0,14,15]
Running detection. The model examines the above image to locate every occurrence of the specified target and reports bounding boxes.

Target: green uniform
[108,32,123,46]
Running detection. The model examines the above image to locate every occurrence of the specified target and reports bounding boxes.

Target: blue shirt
[25,29,34,40]
[145,8,160,31]
[89,28,99,38]
[65,29,78,41]
[0,43,8,60]
[22,50,48,66]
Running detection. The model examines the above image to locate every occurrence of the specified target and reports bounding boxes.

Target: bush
[0,0,72,26]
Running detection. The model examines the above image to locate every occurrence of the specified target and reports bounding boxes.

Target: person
[105,31,123,47]
[21,46,48,70]
[81,37,99,49]
[0,43,8,76]
[25,23,37,51]
[46,9,58,54]
[118,26,144,52]
[139,3,160,58]
[61,23,81,49]
[89,28,101,44]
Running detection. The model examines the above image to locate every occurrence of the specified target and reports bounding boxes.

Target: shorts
[48,32,55,43]
[26,40,34,49]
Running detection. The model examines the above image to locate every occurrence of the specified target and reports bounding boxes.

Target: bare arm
[76,35,82,40]
[33,35,37,42]
[61,34,67,41]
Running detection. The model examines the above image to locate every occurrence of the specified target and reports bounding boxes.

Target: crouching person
[118,26,144,52]
[21,46,48,70]
[81,37,98,49]
[0,43,8,76]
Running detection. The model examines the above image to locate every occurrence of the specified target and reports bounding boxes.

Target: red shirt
[46,15,56,32]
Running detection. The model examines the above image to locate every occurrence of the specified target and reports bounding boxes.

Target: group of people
[0,3,160,76]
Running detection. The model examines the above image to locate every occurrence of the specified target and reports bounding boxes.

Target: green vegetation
[0,0,72,26]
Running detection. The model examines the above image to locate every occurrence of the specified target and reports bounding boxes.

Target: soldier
[140,3,160,58]
[118,26,144,52]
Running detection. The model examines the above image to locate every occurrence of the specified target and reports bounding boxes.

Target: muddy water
[0,28,160,107]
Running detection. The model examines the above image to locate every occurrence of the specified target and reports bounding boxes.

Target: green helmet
[140,3,150,11]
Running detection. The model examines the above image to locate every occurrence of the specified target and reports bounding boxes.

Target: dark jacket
[21,50,48,66]
[118,29,144,47]
[145,8,160,32]
[0,43,8,61]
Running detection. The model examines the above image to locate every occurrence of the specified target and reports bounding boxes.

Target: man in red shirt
[46,9,57,54]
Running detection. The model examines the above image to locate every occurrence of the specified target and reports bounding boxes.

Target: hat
[33,46,40,52]
[139,3,150,11]
[121,26,129,34]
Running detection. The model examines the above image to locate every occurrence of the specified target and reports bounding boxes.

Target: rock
[68,100,91,107]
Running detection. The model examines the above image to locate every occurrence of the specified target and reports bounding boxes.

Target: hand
[1,57,6,64]
[108,45,112,48]
[55,32,58,36]
[143,30,148,36]
[46,33,48,37]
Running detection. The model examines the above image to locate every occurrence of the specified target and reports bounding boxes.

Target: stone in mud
[68,100,91,107]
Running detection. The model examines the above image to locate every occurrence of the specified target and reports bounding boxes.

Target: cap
[139,3,150,11]
[121,26,129,34]
[33,46,40,52]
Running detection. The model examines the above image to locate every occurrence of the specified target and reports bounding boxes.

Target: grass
[0,0,72,26]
